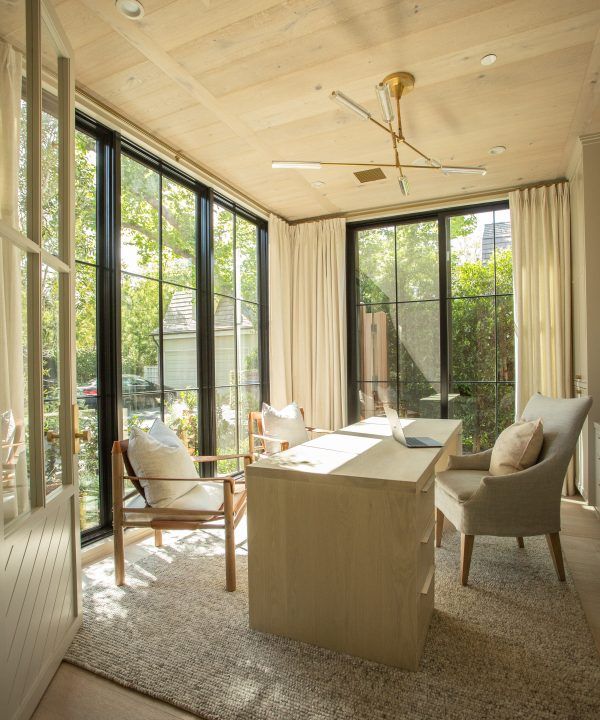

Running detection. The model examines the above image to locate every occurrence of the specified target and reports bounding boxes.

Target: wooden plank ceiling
[35,1,600,218]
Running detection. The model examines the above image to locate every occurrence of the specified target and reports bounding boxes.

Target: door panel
[1,2,80,719]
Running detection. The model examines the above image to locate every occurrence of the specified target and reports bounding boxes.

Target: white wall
[569,133,600,507]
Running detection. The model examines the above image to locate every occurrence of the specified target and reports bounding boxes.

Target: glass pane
[121,274,161,428]
[498,384,516,435]
[357,226,395,304]
[216,387,238,474]
[449,297,495,382]
[236,215,258,302]
[165,390,199,454]
[237,301,258,384]
[14,9,28,235]
[121,155,159,278]
[78,408,99,531]
[396,220,438,301]
[449,212,495,297]
[358,381,395,420]
[75,264,97,390]
[238,385,260,454]
[497,295,515,381]
[75,263,100,531]
[214,294,236,387]
[494,208,513,294]
[162,178,196,288]
[213,204,234,297]
[400,382,441,419]
[162,285,197,389]
[357,304,396,384]
[75,130,97,263]
[450,383,496,453]
[2,246,31,525]
[41,20,61,256]
[398,301,440,384]
[42,265,61,495]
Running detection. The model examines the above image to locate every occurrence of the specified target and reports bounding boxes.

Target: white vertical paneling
[2,495,80,720]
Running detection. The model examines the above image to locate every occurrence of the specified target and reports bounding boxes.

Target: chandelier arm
[400,138,435,164]
[368,116,397,137]
[396,95,403,139]
[318,161,439,169]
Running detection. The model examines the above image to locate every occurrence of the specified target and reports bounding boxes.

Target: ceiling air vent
[354,167,386,183]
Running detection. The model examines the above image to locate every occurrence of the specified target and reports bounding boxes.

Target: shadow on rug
[67,530,600,720]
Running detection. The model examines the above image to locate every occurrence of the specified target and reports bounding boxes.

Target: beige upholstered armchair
[435,393,592,585]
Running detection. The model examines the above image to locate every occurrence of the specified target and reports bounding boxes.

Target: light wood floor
[31,497,600,720]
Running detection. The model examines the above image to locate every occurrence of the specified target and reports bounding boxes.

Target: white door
[0,2,81,718]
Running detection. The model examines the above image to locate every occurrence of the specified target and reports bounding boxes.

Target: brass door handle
[75,429,92,443]
[46,430,60,443]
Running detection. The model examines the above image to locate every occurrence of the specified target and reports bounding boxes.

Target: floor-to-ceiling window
[348,203,513,452]
[213,201,264,473]
[24,109,268,544]
[74,128,102,530]
[120,147,201,453]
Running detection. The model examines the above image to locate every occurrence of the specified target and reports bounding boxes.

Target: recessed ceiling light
[311,180,326,188]
[489,145,506,155]
[115,0,145,20]
[480,54,497,66]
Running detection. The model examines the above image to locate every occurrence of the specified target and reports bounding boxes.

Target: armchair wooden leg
[154,529,163,547]
[546,532,566,581]
[223,479,236,592]
[460,534,474,586]
[517,536,525,548]
[114,523,125,586]
[435,508,444,547]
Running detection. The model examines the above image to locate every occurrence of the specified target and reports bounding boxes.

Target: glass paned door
[1,2,82,717]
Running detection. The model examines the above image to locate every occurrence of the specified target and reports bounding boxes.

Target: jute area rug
[66,528,600,720]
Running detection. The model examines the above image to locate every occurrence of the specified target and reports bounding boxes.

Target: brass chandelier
[272,71,487,196]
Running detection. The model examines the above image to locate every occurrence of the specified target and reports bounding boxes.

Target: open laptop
[384,407,442,448]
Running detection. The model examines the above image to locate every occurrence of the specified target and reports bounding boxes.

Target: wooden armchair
[112,440,251,592]
[248,407,331,459]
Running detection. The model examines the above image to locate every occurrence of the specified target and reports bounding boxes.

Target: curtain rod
[286,178,568,226]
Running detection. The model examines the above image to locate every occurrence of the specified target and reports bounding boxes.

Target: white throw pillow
[489,418,544,476]
[128,420,199,507]
[262,402,309,453]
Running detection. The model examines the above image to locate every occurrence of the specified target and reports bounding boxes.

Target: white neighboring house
[155,290,258,390]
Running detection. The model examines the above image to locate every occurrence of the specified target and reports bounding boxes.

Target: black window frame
[346,201,513,446]
[210,195,269,474]
[74,113,269,546]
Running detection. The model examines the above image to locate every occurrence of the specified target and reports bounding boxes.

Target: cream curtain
[0,40,28,521]
[268,214,347,430]
[509,182,574,493]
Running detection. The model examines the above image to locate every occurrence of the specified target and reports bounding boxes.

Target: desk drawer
[418,563,434,650]
[417,472,435,536]
[418,522,434,590]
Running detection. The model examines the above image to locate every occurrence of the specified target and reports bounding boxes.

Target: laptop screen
[383,406,407,442]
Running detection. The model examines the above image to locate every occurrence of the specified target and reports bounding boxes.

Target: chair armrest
[446,448,492,471]
[250,434,290,451]
[124,474,240,484]
[191,453,252,464]
[461,459,565,536]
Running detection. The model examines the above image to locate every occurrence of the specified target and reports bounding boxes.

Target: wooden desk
[246,417,462,670]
